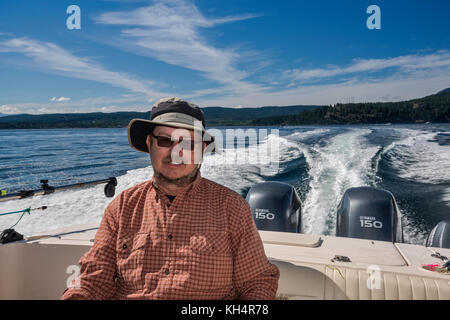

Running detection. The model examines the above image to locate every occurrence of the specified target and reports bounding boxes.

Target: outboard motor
[426,220,450,249]
[246,181,301,233]
[336,187,403,242]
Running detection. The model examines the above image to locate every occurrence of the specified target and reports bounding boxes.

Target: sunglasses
[150,133,199,150]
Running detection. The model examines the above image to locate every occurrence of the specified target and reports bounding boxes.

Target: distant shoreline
[1,90,449,129]
[1,122,448,131]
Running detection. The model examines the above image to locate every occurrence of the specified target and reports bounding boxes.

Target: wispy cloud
[50,96,71,102]
[1,1,448,113]
[94,1,450,107]
[0,93,154,115]
[198,71,450,107]
[97,0,259,28]
[0,37,166,99]
[95,0,265,92]
[283,51,450,82]
[0,104,20,114]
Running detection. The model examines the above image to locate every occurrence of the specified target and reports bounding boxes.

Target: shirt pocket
[116,232,148,290]
[185,231,233,290]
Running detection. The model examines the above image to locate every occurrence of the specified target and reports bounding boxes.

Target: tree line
[0,91,449,129]
[252,91,450,125]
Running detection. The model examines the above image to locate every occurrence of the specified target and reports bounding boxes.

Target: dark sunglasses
[150,133,199,150]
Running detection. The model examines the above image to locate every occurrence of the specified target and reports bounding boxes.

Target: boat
[0,179,449,300]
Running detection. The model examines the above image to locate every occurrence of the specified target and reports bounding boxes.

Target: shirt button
[168,234,173,240]
[122,244,127,250]
[164,268,169,275]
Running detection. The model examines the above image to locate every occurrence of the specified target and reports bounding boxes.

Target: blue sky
[0,0,449,114]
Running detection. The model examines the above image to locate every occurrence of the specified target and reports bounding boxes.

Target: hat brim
[128,118,215,154]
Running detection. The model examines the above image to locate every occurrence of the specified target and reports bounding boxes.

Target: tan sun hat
[128,97,215,153]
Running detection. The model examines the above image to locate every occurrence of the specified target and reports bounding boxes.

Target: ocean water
[0,124,449,245]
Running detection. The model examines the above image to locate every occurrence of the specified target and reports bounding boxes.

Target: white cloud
[4,68,449,114]
[0,104,20,114]
[94,1,450,108]
[37,107,52,113]
[50,96,71,102]
[0,93,154,115]
[283,51,450,82]
[96,0,259,29]
[95,0,264,91]
[99,105,126,112]
[1,2,448,111]
[0,37,167,99]
[196,72,450,107]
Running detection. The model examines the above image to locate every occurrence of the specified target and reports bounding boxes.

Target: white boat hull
[1,224,449,300]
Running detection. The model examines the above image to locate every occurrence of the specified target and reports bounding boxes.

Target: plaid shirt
[61,172,279,300]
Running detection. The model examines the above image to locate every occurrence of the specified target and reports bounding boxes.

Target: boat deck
[1,224,449,299]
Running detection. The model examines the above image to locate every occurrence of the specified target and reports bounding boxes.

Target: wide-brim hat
[128,97,215,153]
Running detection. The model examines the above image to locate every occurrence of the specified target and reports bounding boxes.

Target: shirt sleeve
[229,198,280,300]
[61,198,119,300]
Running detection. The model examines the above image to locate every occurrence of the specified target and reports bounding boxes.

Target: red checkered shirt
[61,172,279,300]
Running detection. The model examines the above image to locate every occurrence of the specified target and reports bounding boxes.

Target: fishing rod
[0,177,118,202]
[0,206,49,244]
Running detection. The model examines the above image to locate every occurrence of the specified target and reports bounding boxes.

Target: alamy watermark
[66,5,81,30]
[66,5,380,31]
[66,264,81,289]
[366,5,381,30]
[366,265,382,290]
[164,120,280,175]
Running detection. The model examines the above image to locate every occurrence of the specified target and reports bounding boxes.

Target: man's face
[146,125,205,182]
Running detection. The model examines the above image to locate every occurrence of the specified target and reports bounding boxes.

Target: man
[61,97,279,300]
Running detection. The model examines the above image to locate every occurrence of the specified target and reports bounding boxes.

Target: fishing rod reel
[0,177,118,202]
[0,177,118,244]
[40,180,55,195]
[0,229,24,244]
[0,206,48,244]
[104,177,118,198]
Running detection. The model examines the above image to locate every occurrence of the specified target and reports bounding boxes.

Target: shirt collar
[151,170,202,198]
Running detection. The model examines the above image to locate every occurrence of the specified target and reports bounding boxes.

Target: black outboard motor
[336,187,403,242]
[246,181,301,233]
[426,220,450,249]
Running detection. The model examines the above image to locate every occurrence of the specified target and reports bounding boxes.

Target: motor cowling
[336,187,403,242]
[426,219,450,249]
[246,181,301,233]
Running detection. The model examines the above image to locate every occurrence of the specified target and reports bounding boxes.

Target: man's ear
[146,134,152,152]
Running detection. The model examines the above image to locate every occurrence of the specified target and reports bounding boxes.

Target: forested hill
[252,90,450,125]
[0,112,149,129]
[0,105,319,129]
[202,105,319,126]
[1,90,449,128]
